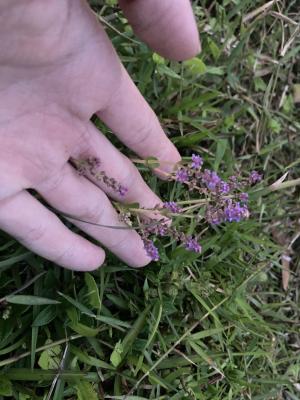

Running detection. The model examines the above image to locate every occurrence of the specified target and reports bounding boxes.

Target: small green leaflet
[6,295,60,305]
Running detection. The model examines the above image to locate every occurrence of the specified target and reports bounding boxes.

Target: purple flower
[202,169,221,191]
[143,239,160,261]
[224,201,249,222]
[157,224,168,236]
[239,192,249,203]
[210,215,223,225]
[218,181,231,194]
[118,185,128,197]
[163,201,182,213]
[249,170,262,184]
[184,237,202,253]
[87,156,101,168]
[206,209,225,225]
[176,168,189,183]
[191,154,203,169]
[228,175,239,189]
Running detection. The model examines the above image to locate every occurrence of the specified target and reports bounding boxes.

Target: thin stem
[0,271,46,304]
[177,199,208,205]
[0,335,82,368]
[92,11,140,45]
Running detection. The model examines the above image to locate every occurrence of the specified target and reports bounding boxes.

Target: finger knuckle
[72,125,92,157]
[78,200,106,223]
[53,243,76,265]
[38,170,66,193]
[120,163,139,189]
[19,224,48,244]
[128,113,155,147]
[108,232,129,250]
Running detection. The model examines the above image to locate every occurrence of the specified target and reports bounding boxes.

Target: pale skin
[0,0,200,271]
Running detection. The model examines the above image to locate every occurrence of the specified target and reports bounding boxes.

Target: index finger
[119,0,200,61]
[98,66,181,174]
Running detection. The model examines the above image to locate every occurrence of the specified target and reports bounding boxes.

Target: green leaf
[66,306,79,324]
[110,307,150,367]
[84,273,101,309]
[156,64,182,79]
[31,326,38,370]
[95,315,131,329]
[68,322,100,337]
[58,291,94,316]
[268,118,281,133]
[106,294,128,310]
[70,345,114,370]
[110,340,123,368]
[145,156,160,169]
[0,252,31,272]
[108,397,150,400]
[6,295,60,305]
[183,57,206,75]
[0,376,12,396]
[4,369,98,382]
[53,379,65,400]
[152,53,165,65]
[205,66,224,75]
[254,77,267,92]
[145,301,162,348]
[135,302,163,375]
[61,290,130,328]
[214,139,228,171]
[170,247,201,262]
[19,394,30,400]
[32,306,57,327]
[38,341,61,370]
[190,326,228,341]
[208,38,221,60]
[76,381,98,400]
[188,340,218,368]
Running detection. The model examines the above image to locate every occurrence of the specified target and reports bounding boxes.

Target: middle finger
[72,121,162,208]
[36,163,152,268]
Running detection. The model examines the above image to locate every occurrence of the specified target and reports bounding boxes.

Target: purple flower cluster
[138,152,263,262]
[200,169,231,194]
[173,155,262,196]
[76,153,262,263]
[206,199,249,225]
[218,181,231,194]
[249,170,263,184]
[143,238,160,261]
[163,201,182,213]
[201,169,221,191]
[239,192,249,203]
[118,185,128,197]
[72,157,129,198]
[141,219,202,261]
[191,154,203,169]
[184,237,202,253]
[224,200,249,222]
[157,225,168,236]
[176,168,189,183]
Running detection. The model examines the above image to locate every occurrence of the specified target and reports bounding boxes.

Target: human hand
[0,0,200,270]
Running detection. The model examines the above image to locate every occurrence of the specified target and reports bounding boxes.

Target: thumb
[119,0,201,61]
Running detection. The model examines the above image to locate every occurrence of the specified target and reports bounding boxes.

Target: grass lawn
[0,1,300,399]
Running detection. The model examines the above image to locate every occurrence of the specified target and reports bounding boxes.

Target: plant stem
[0,335,82,368]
